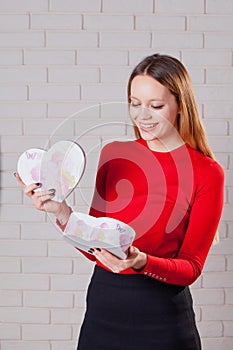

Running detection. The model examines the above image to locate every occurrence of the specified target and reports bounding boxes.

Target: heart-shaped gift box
[17,140,135,259]
[17,140,86,202]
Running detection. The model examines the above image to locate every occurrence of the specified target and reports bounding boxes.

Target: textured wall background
[0,0,233,349]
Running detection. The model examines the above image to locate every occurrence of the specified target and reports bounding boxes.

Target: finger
[24,182,42,197]
[92,248,126,273]
[39,189,56,203]
[14,172,26,187]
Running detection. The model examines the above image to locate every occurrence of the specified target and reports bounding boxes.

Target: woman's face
[129,75,180,149]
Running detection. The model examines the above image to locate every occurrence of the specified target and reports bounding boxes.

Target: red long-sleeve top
[67,139,224,286]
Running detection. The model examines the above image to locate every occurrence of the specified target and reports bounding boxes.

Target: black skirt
[77,265,201,350]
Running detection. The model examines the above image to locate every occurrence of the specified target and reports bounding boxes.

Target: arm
[135,161,225,286]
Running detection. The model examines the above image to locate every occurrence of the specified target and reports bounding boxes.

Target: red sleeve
[136,161,224,286]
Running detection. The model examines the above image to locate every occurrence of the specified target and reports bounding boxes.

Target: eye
[151,105,164,110]
[130,102,141,108]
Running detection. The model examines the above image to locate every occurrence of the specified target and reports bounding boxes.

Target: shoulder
[101,139,138,154]
[187,145,224,184]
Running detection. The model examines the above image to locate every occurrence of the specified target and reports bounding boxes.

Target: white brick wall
[0,1,232,349]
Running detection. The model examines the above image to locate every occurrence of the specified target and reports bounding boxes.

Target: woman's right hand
[14,172,71,226]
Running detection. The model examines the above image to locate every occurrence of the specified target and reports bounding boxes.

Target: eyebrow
[130,96,164,102]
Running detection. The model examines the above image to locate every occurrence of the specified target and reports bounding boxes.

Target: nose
[139,106,152,120]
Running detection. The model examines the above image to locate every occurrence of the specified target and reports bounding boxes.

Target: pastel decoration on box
[63,212,136,259]
[17,141,86,202]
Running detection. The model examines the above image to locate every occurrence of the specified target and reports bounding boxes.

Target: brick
[48,67,99,83]
[0,325,20,340]
[202,338,233,350]
[0,258,21,273]
[50,0,101,12]
[22,324,72,340]
[185,67,205,84]
[188,15,233,31]
[0,119,22,135]
[156,0,204,13]
[182,50,231,66]
[0,102,47,118]
[24,49,75,65]
[0,15,29,31]
[101,67,132,83]
[31,14,82,29]
[23,291,73,308]
[202,120,228,136]
[1,342,50,350]
[84,14,133,30]
[103,0,153,13]
[0,86,27,101]
[101,32,151,48]
[0,291,22,306]
[204,102,233,119]
[210,239,233,255]
[51,341,77,350]
[0,205,45,222]
[73,257,94,275]
[0,223,20,239]
[51,274,91,291]
[0,307,49,323]
[21,222,60,240]
[48,241,79,257]
[136,15,185,30]
[81,83,125,101]
[0,67,46,83]
[223,321,233,336]
[194,86,233,101]
[205,33,233,49]
[22,257,72,274]
[206,68,233,84]
[222,205,233,221]
[203,271,233,288]
[0,240,47,257]
[225,288,233,303]
[204,255,226,272]
[74,291,87,308]
[0,32,44,48]
[0,0,48,11]
[46,32,98,48]
[23,119,74,136]
[75,120,127,137]
[29,85,80,101]
[192,288,224,305]
[48,102,100,118]
[202,305,233,320]
[198,321,223,337]
[153,32,203,49]
[0,50,23,65]
[51,308,85,324]
[227,256,233,271]
[0,275,49,290]
[77,49,128,65]
[206,0,233,13]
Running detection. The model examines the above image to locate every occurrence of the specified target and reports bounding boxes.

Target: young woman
[15,54,224,349]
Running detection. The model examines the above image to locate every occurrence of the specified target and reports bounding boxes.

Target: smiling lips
[139,122,159,132]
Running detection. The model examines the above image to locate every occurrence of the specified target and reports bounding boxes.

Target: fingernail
[89,248,95,252]
[13,172,17,177]
[49,188,56,193]
[96,248,101,252]
[35,183,42,187]
[88,249,93,254]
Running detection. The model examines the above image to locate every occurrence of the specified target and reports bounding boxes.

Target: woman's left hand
[91,246,147,273]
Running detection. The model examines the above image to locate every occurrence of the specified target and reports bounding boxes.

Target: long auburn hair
[127,53,214,159]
